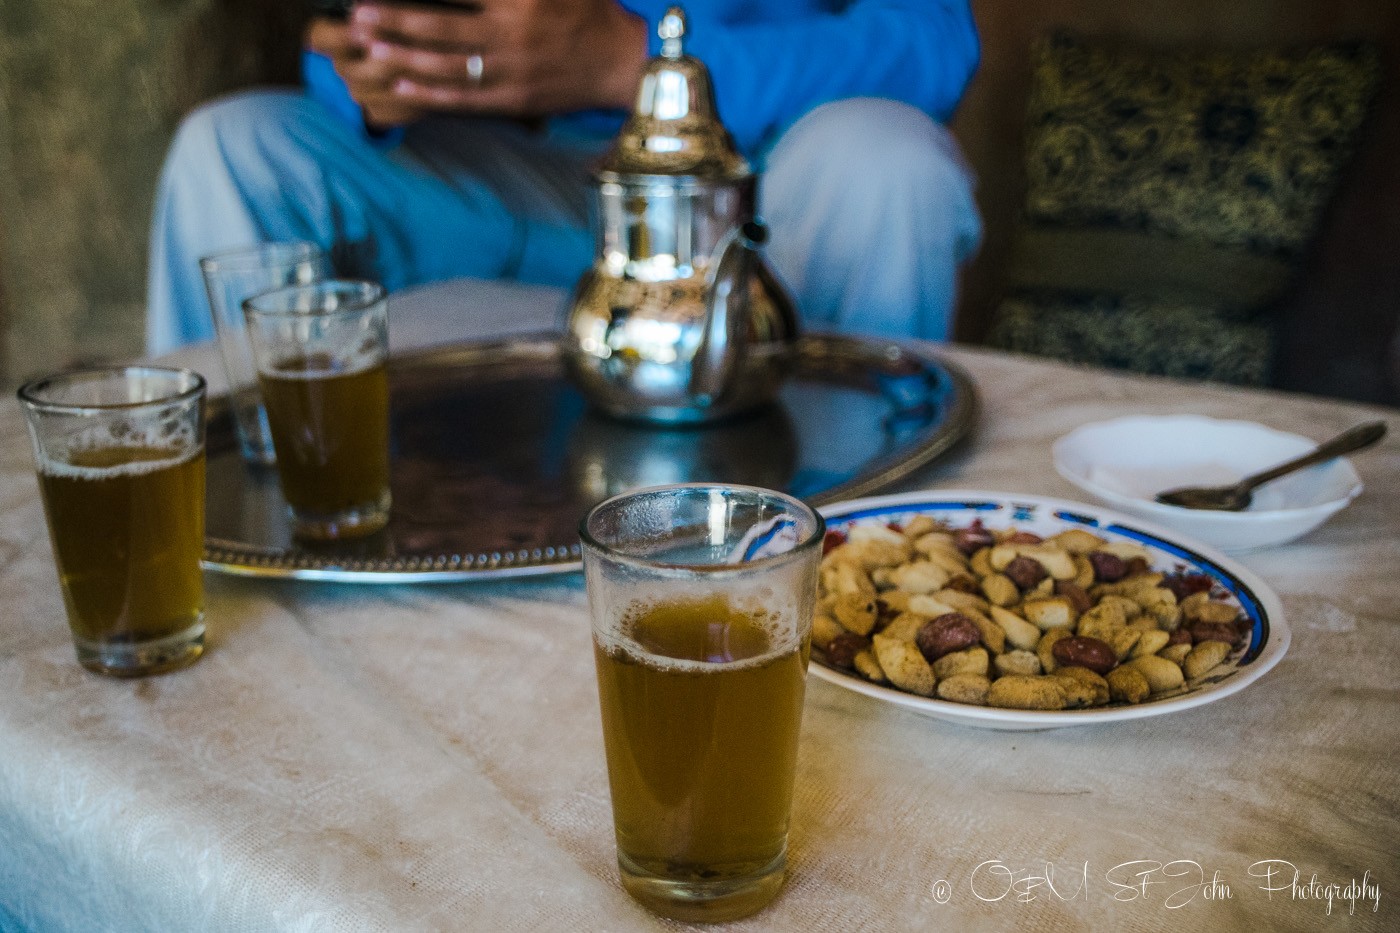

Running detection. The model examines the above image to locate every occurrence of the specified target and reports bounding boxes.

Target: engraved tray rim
[202,332,977,582]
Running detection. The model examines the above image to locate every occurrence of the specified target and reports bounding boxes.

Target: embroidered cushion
[988,33,1381,384]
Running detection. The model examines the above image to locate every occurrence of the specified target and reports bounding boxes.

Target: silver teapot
[562,6,798,424]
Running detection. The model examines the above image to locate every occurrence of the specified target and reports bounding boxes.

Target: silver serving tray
[203,333,976,581]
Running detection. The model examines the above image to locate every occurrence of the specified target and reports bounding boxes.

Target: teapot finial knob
[659,6,686,59]
[603,3,746,177]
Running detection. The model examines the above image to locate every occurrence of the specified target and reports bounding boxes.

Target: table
[1,280,1396,932]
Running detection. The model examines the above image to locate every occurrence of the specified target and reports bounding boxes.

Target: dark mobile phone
[309,0,468,20]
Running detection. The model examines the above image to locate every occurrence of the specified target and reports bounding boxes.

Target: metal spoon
[1154,421,1387,511]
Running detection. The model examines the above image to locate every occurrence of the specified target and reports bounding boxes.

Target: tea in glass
[582,484,823,922]
[19,367,207,676]
[595,596,809,897]
[243,280,391,540]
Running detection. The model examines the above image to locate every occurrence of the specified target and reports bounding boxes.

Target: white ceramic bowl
[813,491,1289,730]
[1053,415,1362,551]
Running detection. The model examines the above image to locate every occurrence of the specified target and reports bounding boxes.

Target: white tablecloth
[1,280,1396,932]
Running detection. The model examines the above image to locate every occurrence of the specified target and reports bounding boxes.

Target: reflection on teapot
[562,6,798,425]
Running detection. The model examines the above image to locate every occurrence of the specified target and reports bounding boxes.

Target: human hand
[306,14,429,129]
[347,0,649,119]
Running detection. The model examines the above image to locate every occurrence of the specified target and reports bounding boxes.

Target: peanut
[879,611,928,643]
[1022,597,1077,631]
[1109,627,1142,661]
[969,546,994,578]
[1051,636,1117,675]
[1189,621,1245,648]
[915,614,982,662]
[878,590,913,614]
[1097,594,1142,620]
[1130,629,1171,659]
[932,588,991,616]
[1047,528,1108,554]
[1004,555,1049,590]
[937,673,992,705]
[932,646,990,680]
[1071,555,1095,590]
[1051,666,1110,708]
[1123,655,1185,694]
[980,573,1019,607]
[902,515,940,539]
[918,545,971,578]
[1088,551,1126,582]
[1183,640,1232,680]
[1185,598,1239,626]
[833,593,878,636]
[853,648,884,683]
[824,632,868,670]
[1159,642,1193,666]
[994,649,1042,677]
[822,558,874,599]
[954,523,996,555]
[989,605,1042,651]
[1076,601,1128,641]
[988,675,1068,711]
[968,611,1006,655]
[1106,666,1151,704]
[906,593,958,619]
[872,635,934,696]
[889,560,950,595]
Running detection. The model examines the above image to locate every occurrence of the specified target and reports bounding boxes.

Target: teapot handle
[690,221,767,408]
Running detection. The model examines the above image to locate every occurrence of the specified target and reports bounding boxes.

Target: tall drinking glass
[581,483,824,922]
[200,241,329,465]
[18,367,207,676]
[243,279,392,541]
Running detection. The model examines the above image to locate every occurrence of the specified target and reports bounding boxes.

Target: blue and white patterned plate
[813,491,1289,730]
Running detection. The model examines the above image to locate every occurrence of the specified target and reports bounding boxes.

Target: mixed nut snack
[813,516,1251,711]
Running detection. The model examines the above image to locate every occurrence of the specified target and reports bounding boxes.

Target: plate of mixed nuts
[811,491,1288,730]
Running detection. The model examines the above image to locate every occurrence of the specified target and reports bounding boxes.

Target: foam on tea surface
[600,594,802,674]
[40,445,199,480]
[269,349,381,379]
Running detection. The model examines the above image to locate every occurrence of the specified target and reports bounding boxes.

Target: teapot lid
[600,6,750,180]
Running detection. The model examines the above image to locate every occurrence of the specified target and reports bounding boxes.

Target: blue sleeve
[656,1,980,155]
[302,49,405,148]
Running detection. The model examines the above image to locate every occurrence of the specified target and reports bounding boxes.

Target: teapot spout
[690,221,768,408]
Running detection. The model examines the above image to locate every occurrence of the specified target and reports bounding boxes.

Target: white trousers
[147,91,982,354]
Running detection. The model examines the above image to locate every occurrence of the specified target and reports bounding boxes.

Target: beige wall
[0,1,198,385]
[0,0,304,388]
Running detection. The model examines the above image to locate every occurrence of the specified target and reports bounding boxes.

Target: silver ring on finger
[466,53,484,86]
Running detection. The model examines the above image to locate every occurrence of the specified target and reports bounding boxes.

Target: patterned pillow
[988,33,1381,384]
